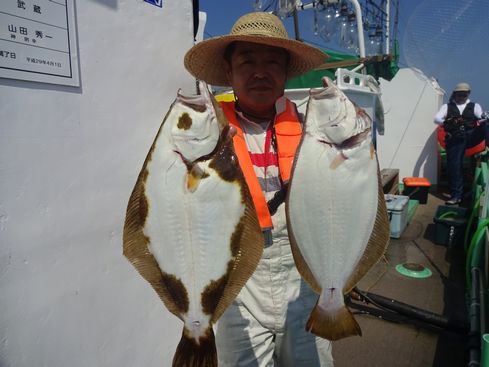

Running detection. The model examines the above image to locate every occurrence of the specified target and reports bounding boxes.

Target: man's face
[225,42,288,117]
[454,91,469,104]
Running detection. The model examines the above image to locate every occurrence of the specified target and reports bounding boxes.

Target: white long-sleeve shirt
[434,99,483,125]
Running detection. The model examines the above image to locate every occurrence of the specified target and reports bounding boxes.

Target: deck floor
[332,192,468,367]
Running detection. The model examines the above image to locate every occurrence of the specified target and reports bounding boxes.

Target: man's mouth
[249,84,272,91]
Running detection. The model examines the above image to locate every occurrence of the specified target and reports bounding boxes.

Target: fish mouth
[309,77,337,100]
[172,126,229,165]
[336,129,371,150]
[177,81,212,113]
[172,134,212,143]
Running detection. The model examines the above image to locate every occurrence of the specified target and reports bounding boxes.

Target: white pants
[215,238,334,367]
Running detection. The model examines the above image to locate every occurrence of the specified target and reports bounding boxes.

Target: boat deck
[332,192,468,367]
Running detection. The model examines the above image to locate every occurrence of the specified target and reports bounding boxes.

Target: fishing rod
[347,288,468,335]
[346,297,449,334]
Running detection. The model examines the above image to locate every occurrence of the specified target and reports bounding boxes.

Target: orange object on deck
[403,177,431,187]
[403,177,431,204]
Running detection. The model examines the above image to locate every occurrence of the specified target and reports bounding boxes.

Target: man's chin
[248,89,278,101]
[248,98,275,108]
[239,99,276,117]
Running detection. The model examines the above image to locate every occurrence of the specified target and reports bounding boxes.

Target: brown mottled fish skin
[123,82,263,367]
[285,77,390,341]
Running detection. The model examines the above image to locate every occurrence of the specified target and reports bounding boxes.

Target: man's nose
[252,62,269,78]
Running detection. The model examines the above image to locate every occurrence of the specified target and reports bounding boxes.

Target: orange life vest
[219,99,302,230]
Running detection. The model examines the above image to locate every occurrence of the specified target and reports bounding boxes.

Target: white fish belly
[288,136,378,289]
[142,135,244,317]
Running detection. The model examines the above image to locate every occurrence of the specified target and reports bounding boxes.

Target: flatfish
[123,81,263,366]
[285,77,390,341]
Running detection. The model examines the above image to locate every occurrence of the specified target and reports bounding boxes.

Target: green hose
[473,165,482,189]
[464,190,483,252]
[438,211,459,220]
[481,162,488,188]
[465,218,489,289]
[482,334,489,367]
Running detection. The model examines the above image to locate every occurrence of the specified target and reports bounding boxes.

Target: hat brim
[184,35,327,86]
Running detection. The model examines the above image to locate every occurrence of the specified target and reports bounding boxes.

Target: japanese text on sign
[0,0,80,86]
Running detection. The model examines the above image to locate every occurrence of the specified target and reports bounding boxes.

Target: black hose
[478,269,487,335]
[468,267,482,366]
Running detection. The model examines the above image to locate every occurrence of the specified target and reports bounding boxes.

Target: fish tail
[306,295,361,341]
[172,327,217,367]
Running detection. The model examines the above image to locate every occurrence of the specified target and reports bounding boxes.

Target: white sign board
[0,0,79,87]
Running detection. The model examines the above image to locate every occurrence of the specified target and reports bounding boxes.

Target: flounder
[123,81,263,366]
[285,77,390,340]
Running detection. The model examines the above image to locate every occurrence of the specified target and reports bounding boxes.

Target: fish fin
[286,209,322,293]
[329,152,347,169]
[306,302,361,341]
[344,166,390,292]
[285,139,321,293]
[172,327,217,367]
[187,164,208,192]
[123,172,188,319]
[210,149,264,321]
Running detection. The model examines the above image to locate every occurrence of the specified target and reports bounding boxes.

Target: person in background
[434,82,485,205]
[184,11,334,367]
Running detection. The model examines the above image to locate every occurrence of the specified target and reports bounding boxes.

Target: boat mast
[385,0,390,54]
[347,0,366,57]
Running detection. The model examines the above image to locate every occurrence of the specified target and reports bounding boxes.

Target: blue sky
[199,0,489,108]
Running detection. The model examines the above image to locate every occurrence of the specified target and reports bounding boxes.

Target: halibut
[123,81,263,366]
[286,77,390,340]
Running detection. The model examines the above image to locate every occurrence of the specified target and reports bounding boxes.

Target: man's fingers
[228,126,237,138]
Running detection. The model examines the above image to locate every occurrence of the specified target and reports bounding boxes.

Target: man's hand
[445,116,463,125]
[228,125,237,138]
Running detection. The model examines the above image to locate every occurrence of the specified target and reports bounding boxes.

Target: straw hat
[184,12,327,86]
[453,82,471,92]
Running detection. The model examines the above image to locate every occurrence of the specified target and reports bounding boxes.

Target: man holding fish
[184,12,335,366]
[125,8,389,367]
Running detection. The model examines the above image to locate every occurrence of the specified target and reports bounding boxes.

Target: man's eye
[237,58,252,65]
[268,59,284,66]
